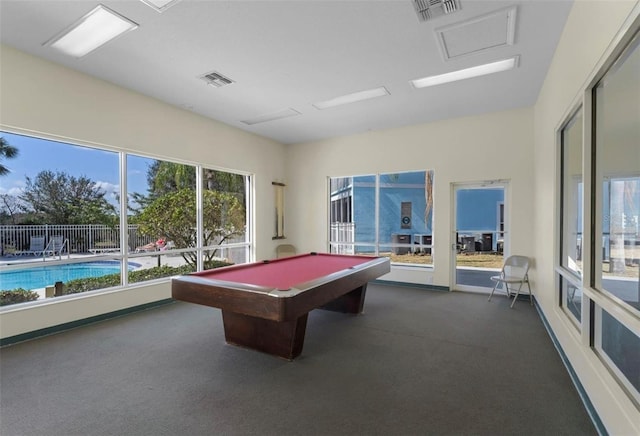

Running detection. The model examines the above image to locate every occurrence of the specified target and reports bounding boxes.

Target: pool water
[0,261,139,291]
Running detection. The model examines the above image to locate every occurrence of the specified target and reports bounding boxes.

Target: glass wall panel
[560,276,582,324]
[127,155,197,281]
[379,245,430,265]
[329,172,433,266]
[329,175,375,255]
[0,132,121,256]
[202,168,249,269]
[597,308,640,404]
[352,245,377,258]
[329,242,354,255]
[1,258,125,304]
[378,171,433,266]
[0,132,123,305]
[204,248,245,267]
[352,175,376,250]
[1,131,253,307]
[560,108,584,278]
[593,33,640,314]
[202,167,248,253]
[455,186,505,288]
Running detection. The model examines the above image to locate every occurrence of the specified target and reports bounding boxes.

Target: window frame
[557,106,584,328]
[554,18,640,408]
[0,128,254,309]
[328,170,435,267]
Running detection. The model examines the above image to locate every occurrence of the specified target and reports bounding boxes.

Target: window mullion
[196,166,203,272]
[375,174,380,256]
[581,89,595,345]
[120,152,128,286]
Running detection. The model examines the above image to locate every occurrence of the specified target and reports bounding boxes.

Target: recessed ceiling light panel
[241,108,301,125]
[313,87,390,110]
[140,0,182,13]
[43,5,138,58]
[411,56,519,88]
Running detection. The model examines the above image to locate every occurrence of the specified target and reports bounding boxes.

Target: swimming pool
[0,261,140,291]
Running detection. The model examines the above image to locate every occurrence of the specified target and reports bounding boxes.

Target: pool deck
[0,252,184,269]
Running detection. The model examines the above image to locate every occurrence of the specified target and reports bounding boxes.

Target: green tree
[19,170,117,225]
[136,188,245,267]
[203,169,246,203]
[0,137,19,176]
[128,161,195,215]
[130,161,246,217]
[0,194,22,224]
[425,170,433,225]
[148,161,195,198]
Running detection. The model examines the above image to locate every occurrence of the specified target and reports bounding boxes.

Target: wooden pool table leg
[321,284,367,314]
[221,311,308,360]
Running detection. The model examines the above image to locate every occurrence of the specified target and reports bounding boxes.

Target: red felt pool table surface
[189,252,375,290]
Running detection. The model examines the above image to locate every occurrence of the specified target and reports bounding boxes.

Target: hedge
[0,289,40,306]
[1,260,233,304]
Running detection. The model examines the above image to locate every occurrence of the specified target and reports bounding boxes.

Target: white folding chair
[488,255,532,308]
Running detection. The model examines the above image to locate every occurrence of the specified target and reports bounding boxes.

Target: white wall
[533,0,640,434]
[0,45,287,338]
[1,1,639,430]
[286,108,535,288]
[286,1,640,431]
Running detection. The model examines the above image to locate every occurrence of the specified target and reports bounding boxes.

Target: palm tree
[0,137,19,176]
[425,170,433,224]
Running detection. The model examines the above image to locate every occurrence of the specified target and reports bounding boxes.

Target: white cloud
[94,181,119,195]
[0,181,25,196]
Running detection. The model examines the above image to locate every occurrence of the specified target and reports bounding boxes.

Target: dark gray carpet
[0,284,595,436]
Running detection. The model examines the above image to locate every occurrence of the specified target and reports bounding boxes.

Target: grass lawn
[384,252,639,278]
[383,252,504,268]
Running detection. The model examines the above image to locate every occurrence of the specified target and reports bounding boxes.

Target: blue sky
[0,132,153,204]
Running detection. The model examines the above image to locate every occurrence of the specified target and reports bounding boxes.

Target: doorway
[452,182,508,292]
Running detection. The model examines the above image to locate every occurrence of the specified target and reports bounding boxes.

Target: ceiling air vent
[413,0,461,22]
[200,71,234,88]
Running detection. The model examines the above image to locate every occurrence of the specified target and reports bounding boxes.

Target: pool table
[171,252,390,359]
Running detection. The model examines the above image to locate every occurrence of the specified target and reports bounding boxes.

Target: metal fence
[0,224,155,255]
[330,222,355,254]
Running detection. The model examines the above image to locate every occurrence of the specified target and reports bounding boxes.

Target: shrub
[62,260,233,295]
[0,289,39,306]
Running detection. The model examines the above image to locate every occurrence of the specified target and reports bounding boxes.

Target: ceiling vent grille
[200,71,234,88]
[413,0,461,21]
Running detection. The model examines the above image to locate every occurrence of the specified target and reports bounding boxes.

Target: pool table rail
[171,275,287,321]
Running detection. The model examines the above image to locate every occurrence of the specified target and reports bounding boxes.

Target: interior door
[452,182,507,292]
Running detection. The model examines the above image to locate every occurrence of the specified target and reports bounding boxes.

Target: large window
[595,307,640,405]
[329,170,434,266]
[593,32,640,315]
[556,26,639,408]
[559,107,584,326]
[0,132,252,307]
[126,155,198,281]
[590,29,640,406]
[201,166,249,266]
